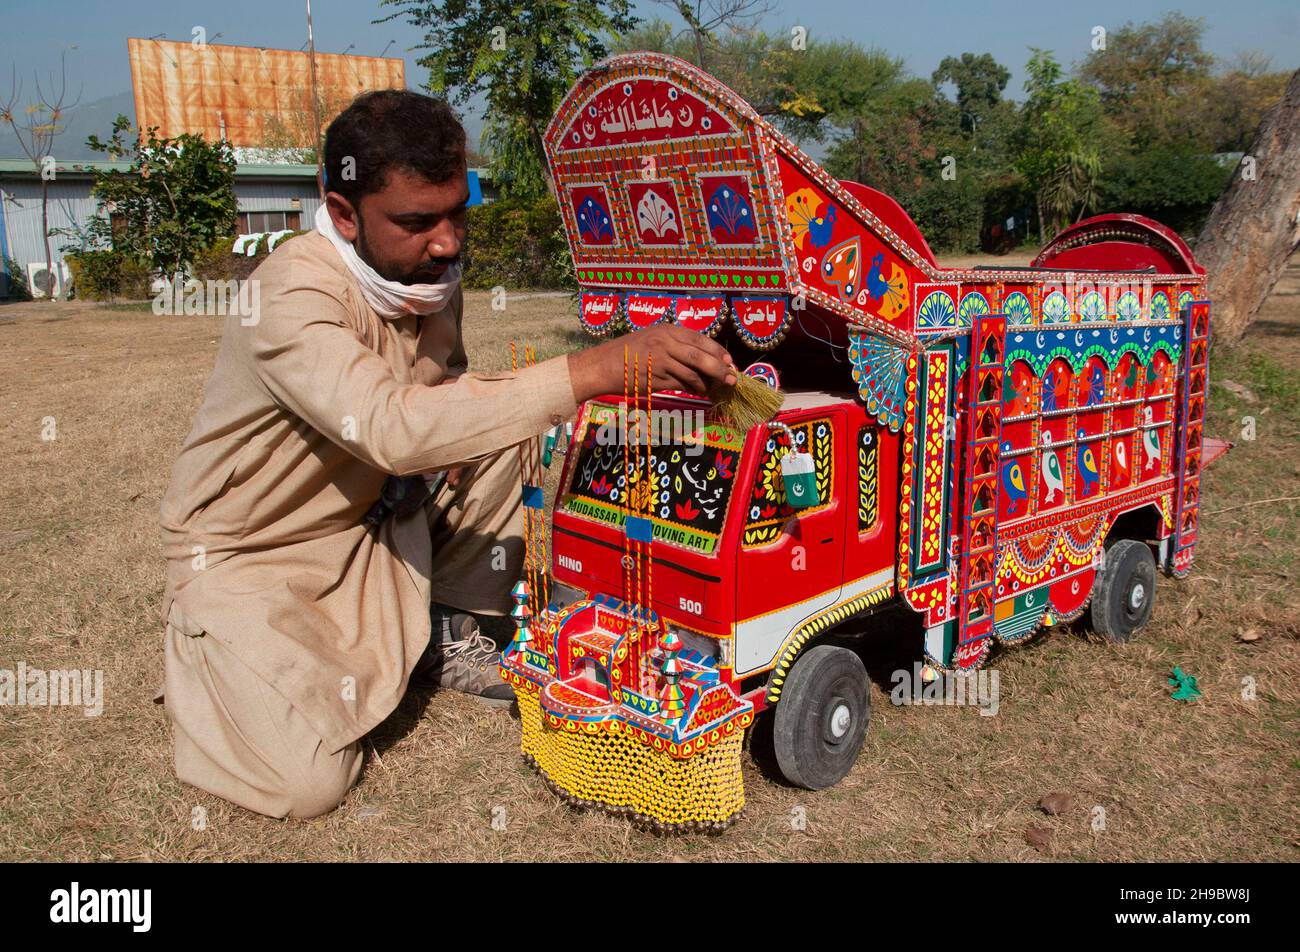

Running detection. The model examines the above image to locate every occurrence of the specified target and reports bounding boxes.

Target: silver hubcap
[829,703,851,740]
[1129,583,1146,610]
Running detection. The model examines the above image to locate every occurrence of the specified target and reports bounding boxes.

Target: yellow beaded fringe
[513,683,745,832]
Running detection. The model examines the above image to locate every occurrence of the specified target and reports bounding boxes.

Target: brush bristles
[708,373,784,432]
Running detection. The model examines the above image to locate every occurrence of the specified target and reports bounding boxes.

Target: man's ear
[325,192,360,243]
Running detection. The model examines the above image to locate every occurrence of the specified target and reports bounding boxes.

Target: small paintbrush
[708,372,784,433]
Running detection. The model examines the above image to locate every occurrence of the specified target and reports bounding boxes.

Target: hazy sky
[0,0,1296,149]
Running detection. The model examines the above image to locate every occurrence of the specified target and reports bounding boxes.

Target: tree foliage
[1013,51,1112,237]
[379,0,638,201]
[78,116,238,277]
[392,6,1290,255]
[932,52,1009,134]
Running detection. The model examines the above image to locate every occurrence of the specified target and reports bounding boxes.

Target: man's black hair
[323,89,466,206]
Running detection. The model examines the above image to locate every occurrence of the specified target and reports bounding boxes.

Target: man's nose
[427,220,461,261]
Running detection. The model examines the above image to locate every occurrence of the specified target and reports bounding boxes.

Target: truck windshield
[559,401,745,555]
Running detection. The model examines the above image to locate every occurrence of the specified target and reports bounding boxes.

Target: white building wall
[0,177,100,271]
[0,173,322,277]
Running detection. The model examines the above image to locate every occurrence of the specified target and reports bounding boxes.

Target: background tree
[379,0,638,201]
[1195,68,1300,343]
[650,0,774,72]
[1014,50,1112,238]
[1077,12,1212,147]
[79,116,238,278]
[260,84,367,165]
[615,23,907,145]
[932,52,1009,136]
[0,54,82,299]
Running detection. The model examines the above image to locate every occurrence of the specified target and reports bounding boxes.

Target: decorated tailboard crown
[546,51,931,363]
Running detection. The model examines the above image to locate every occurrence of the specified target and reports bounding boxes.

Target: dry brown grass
[0,265,1296,862]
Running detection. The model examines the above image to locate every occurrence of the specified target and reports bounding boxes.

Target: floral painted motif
[626,181,685,247]
[1004,291,1033,325]
[1042,291,1070,324]
[571,186,616,245]
[918,291,956,329]
[702,176,757,244]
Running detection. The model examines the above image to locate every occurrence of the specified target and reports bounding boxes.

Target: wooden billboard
[127,38,405,147]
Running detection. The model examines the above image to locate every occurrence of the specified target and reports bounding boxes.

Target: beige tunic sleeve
[249,282,577,477]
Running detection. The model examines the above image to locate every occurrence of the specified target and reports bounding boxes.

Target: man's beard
[354,214,459,286]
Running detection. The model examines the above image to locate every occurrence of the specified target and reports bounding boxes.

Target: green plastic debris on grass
[1168,666,1202,702]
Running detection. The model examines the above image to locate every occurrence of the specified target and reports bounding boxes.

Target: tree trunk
[41,176,55,301]
[1195,67,1300,344]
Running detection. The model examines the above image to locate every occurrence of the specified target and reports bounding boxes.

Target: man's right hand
[566,324,738,402]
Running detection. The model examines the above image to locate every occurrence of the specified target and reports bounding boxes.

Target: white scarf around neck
[314,203,462,319]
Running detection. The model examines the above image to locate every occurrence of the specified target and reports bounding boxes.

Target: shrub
[1,256,32,300]
[190,231,309,284]
[462,198,571,290]
[64,250,153,301]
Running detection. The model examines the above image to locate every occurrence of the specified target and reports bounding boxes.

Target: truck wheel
[1090,539,1157,643]
[773,645,870,790]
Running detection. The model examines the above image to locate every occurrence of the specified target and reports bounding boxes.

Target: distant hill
[0,91,136,161]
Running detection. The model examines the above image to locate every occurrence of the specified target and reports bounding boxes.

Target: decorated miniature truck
[499,52,1225,831]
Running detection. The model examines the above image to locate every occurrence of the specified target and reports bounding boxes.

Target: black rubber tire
[1090,539,1157,643]
[772,645,870,790]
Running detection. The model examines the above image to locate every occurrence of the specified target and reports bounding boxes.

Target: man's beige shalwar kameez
[159,231,576,817]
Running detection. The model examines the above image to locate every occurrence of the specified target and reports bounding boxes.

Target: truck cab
[511,386,901,793]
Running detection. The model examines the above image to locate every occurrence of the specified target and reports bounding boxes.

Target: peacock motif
[1149,291,1171,322]
[1079,290,1106,322]
[705,183,756,242]
[786,188,837,249]
[1042,291,1070,324]
[1116,291,1141,322]
[635,188,680,240]
[1004,292,1033,325]
[959,292,990,325]
[918,291,956,329]
[576,194,614,243]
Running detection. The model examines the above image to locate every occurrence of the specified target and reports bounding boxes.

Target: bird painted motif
[786,189,837,250]
[1112,439,1129,483]
[1040,431,1065,503]
[1143,428,1161,472]
[862,254,909,318]
[807,205,837,247]
[1000,441,1028,516]
[1077,432,1101,495]
[864,252,892,301]
[1123,358,1140,393]
[1003,366,1033,416]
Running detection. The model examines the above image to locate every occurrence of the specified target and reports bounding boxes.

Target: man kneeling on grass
[158,90,736,819]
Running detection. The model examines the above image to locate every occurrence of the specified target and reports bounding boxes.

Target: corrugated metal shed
[0,160,321,273]
[127,38,405,147]
[0,174,105,267]
[0,160,493,280]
